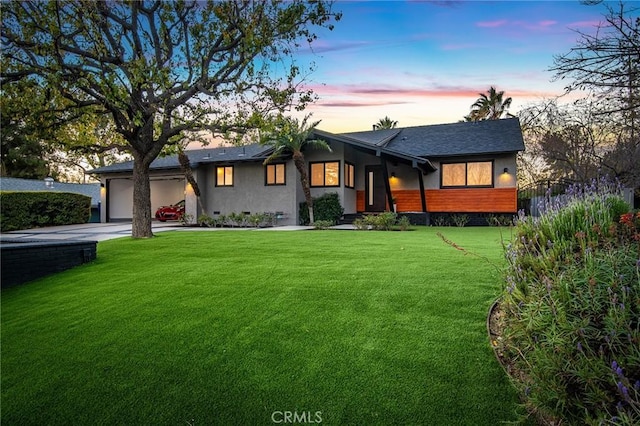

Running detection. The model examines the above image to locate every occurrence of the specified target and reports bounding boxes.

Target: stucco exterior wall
[200,161,299,226]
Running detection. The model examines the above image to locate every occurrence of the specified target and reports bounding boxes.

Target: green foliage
[500,179,639,424]
[353,212,412,231]
[397,215,412,231]
[486,213,514,227]
[0,191,90,231]
[299,192,344,225]
[312,220,333,229]
[451,214,470,227]
[197,214,215,227]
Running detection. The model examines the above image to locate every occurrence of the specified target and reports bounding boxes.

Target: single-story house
[0,177,102,222]
[89,118,525,225]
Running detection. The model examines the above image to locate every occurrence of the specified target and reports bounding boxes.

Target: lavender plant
[499,177,639,425]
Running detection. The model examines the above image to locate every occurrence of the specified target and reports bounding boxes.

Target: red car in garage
[155,200,185,222]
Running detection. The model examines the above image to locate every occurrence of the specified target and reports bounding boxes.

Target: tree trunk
[178,150,206,216]
[131,156,153,238]
[293,151,314,224]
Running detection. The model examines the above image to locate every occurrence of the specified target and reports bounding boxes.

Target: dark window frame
[309,161,341,188]
[344,162,355,189]
[265,163,286,186]
[215,165,234,187]
[440,160,494,188]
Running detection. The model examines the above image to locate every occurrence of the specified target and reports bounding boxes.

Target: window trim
[215,165,234,187]
[265,163,286,186]
[344,162,355,189]
[309,160,340,188]
[440,160,494,188]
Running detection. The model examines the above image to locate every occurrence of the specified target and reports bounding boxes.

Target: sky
[287,0,616,133]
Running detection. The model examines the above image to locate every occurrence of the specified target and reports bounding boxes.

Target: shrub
[397,215,411,231]
[451,214,469,227]
[431,214,449,227]
[499,178,639,425]
[299,192,344,225]
[197,214,215,227]
[312,220,333,230]
[0,191,91,231]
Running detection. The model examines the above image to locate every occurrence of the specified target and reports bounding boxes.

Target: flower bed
[496,178,640,425]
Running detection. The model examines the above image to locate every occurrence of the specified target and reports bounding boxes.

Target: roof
[342,118,525,157]
[89,144,273,174]
[89,119,524,174]
[0,177,101,206]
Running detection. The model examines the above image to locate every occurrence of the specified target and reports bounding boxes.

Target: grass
[1,227,522,425]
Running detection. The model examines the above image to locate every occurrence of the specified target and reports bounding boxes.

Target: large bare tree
[1,0,340,237]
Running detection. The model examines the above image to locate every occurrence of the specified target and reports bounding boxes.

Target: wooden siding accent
[393,190,425,212]
[356,190,365,212]
[358,188,517,213]
[425,188,517,213]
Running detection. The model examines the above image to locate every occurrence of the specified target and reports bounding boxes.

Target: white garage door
[108,177,185,221]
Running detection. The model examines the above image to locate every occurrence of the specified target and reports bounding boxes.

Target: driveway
[0,222,317,242]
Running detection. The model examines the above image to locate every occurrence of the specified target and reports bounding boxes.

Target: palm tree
[373,116,398,130]
[468,86,513,121]
[262,115,331,224]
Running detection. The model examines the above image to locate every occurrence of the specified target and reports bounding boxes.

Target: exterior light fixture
[390,172,396,178]
[503,167,509,174]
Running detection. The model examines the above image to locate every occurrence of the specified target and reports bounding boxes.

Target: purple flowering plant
[499,176,639,424]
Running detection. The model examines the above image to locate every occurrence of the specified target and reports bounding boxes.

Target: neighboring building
[89,119,525,225]
[0,177,101,222]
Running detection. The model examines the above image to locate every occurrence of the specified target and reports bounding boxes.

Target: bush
[499,178,639,425]
[0,191,91,231]
[451,214,469,227]
[197,214,215,227]
[299,192,344,225]
[312,220,333,230]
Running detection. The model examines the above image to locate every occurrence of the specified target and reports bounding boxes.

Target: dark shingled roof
[0,177,101,205]
[89,119,524,174]
[89,144,272,174]
[343,118,525,157]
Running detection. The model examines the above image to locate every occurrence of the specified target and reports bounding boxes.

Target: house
[0,177,102,222]
[89,118,525,225]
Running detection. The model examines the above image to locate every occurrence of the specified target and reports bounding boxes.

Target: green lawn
[1,227,521,425]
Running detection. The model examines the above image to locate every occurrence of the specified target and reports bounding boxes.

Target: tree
[466,86,513,121]
[373,116,398,130]
[1,1,340,237]
[262,115,331,224]
[551,2,639,134]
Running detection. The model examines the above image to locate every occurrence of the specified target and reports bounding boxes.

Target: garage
[107,176,186,221]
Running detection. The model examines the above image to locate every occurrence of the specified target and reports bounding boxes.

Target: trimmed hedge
[0,191,91,232]
[299,192,344,225]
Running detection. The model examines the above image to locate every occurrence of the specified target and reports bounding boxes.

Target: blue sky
[291,0,614,132]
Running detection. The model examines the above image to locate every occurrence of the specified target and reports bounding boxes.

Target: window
[310,161,339,187]
[344,163,355,188]
[266,163,286,186]
[441,161,492,187]
[216,166,233,186]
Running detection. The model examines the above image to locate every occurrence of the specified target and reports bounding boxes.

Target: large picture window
[216,166,233,186]
[310,161,340,187]
[345,162,355,188]
[441,161,492,187]
[265,163,286,186]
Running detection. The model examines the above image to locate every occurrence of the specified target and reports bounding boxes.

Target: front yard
[1,227,521,425]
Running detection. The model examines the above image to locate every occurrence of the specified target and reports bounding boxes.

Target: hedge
[299,192,344,225]
[0,191,91,232]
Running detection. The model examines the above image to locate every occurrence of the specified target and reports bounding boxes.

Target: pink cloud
[307,82,565,108]
[476,19,507,28]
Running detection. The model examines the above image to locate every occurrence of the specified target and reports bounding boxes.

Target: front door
[365,165,386,212]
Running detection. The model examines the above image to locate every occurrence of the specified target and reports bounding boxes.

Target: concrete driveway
[0,222,316,242]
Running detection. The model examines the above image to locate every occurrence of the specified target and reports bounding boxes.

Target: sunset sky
[291,0,613,133]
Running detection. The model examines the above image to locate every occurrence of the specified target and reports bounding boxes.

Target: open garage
[106,175,186,221]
